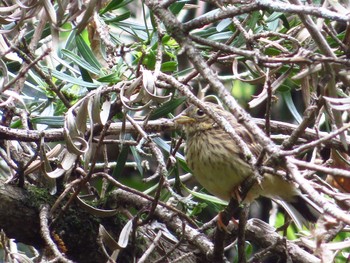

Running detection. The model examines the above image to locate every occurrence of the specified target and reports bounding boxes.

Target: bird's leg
[217,196,240,233]
[217,177,258,231]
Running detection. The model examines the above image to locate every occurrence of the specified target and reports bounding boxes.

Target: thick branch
[246,219,320,263]
[0,182,197,263]
[109,189,320,263]
[0,183,44,247]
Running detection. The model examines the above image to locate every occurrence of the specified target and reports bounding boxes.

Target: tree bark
[0,182,198,262]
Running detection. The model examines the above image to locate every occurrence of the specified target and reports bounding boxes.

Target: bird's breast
[185,130,253,201]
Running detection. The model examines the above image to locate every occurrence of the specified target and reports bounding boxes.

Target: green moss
[53,205,101,262]
[25,186,55,209]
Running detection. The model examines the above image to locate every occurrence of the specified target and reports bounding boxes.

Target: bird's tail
[275,195,321,228]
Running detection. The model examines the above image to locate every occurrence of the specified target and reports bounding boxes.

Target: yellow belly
[186,132,298,202]
[186,131,251,201]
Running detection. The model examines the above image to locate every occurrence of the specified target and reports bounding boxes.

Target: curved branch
[110,188,320,263]
[1,116,347,153]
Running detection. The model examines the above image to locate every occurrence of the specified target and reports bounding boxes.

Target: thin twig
[125,114,168,225]
[237,205,249,263]
[286,158,350,225]
[264,68,272,137]
[293,158,350,178]
[39,205,73,263]
[1,48,51,92]
[281,123,350,156]
[281,105,318,150]
[138,231,162,263]
[154,221,186,263]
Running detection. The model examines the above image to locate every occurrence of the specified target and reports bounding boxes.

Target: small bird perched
[174,101,320,227]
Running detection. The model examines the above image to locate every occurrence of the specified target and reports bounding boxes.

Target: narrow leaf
[281,91,302,124]
[130,146,142,175]
[62,49,100,75]
[118,219,133,248]
[149,97,186,120]
[76,35,102,71]
[184,186,228,205]
[48,68,100,88]
[76,196,118,217]
[153,137,185,161]
[112,146,129,177]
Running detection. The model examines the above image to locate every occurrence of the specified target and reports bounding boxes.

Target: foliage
[1,0,350,262]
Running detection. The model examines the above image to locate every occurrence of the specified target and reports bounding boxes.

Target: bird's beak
[173,115,196,125]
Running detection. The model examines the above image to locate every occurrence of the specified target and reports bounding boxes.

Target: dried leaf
[100,99,111,125]
[76,196,118,217]
[118,219,133,249]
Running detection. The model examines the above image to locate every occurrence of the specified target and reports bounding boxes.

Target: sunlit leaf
[97,72,121,83]
[100,99,111,125]
[76,35,102,72]
[118,219,133,248]
[161,61,178,72]
[184,185,228,205]
[216,18,231,32]
[31,116,64,127]
[61,49,100,75]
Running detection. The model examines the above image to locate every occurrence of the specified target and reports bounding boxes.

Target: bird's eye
[196,109,205,117]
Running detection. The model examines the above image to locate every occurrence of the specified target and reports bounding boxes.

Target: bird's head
[174,102,226,137]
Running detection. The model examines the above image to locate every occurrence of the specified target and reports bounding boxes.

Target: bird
[174,101,320,227]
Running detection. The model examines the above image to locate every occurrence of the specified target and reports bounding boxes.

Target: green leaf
[79,65,94,82]
[265,12,290,30]
[47,68,101,88]
[112,146,129,178]
[177,158,191,173]
[152,137,185,161]
[279,14,290,29]
[61,49,100,75]
[265,12,283,23]
[169,1,186,15]
[130,146,143,175]
[76,35,102,71]
[10,119,22,128]
[208,31,234,41]
[100,0,133,15]
[281,90,302,124]
[161,61,178,72]
[190,202,208,217]
[149,97,186,120]
[184,185,228,205]
[245,242,253,257]
[97,72,121,83]
[247,11,262,32]
[64,30,77,50]
[31,116,64,127]
[216,18,231,32]
[104,11,131,23]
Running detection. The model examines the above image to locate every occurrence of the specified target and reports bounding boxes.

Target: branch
[245,219,320,263]
[109,188,320,263]
[256,0,350,22]
[0,181,198,263]
[39,205,73,263]
[1,117,348,154]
